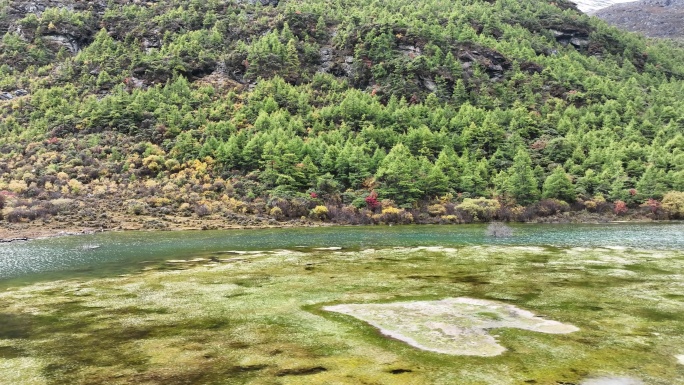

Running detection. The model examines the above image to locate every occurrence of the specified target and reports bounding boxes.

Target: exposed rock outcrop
[458,46,512,80]
[549,28,590,48]
[43,34,81,54]
[595,0,684,39]
[0,89,29,101]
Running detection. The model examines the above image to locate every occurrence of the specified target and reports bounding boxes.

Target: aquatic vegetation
[0,245,682,384]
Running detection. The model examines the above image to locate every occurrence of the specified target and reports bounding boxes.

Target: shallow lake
[1,223,683,385]
[1,222,683,287]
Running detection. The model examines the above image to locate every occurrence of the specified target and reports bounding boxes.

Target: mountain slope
[1,0,683,230]
[595,0,684,39]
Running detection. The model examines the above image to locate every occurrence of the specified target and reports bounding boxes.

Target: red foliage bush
[365,191,380,210]
[614,200,628,215]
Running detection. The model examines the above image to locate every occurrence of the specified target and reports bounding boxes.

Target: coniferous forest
[1,0,684,230]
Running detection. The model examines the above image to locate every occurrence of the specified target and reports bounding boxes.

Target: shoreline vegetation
[1,198,681,242]
[1,0,684,247]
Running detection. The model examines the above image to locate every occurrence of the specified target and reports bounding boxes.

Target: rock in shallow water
[324,297,579,356]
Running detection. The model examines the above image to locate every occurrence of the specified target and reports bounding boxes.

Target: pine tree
[299,155,320,188]
[315,16,327,40]
[542,166,576,202]
[216,137,241,171]
[636,165,667,200]
[507,149,539,205]
[375,143,423,206]
[285,39,300,82]
[452,79,469,106]
[424,164,450,198]
[435,147,461,187]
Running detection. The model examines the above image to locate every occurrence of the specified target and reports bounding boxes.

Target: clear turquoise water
[1,222,682,287]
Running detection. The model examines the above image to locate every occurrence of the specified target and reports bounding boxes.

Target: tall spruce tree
[542,166,576,202]
[507,149,540,205]
[375,143,423,206]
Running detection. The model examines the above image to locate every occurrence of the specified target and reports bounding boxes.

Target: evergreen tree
[507,149,539,205]
[636,165,667,200]
[424,164,450,198]
[435,147,461,187]
[375,143,423,206]
[299,155,320,187]
[542,166,576,202]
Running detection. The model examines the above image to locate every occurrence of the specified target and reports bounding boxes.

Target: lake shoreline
[0,211,664,243]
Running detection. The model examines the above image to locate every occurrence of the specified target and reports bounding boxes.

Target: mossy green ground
[1,246,683,384]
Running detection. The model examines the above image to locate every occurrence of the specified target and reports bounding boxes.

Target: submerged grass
[0,246,683,384]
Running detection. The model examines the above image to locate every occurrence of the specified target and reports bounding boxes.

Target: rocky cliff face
[595,0,684,39]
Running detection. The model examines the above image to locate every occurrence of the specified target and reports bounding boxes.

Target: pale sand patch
[415,246,459,253]
[510,246,547,253]
[313,247,342,250]
[325,297,578,356]
[677,355,684,365]
[218,250,264,255]
[0,357,47,385]
[580,376,644,385]
[602,246,628,251]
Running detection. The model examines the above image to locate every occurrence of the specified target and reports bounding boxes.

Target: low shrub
[5,208,39,223]
[614,200,628,215]
[584,195,610,213]
[195,204,211,217]
[309,205,328,220]
[439,214,459,223]
[126,200,148,215]
[662,191,684,218]
[456,198,500,222]
[497,205,525,222]
[269,206,283,220]
[529,199,569,217]
[365,191,380,210]
[351,197,367,209]
[374,207,413,224]
[326,205,363,224]
[268,196,313,219]
[427,204,446,217]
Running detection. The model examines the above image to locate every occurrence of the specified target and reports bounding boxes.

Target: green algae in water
[0,245,683,384]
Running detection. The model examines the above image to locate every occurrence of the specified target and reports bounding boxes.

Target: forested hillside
[1,0,683,230]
